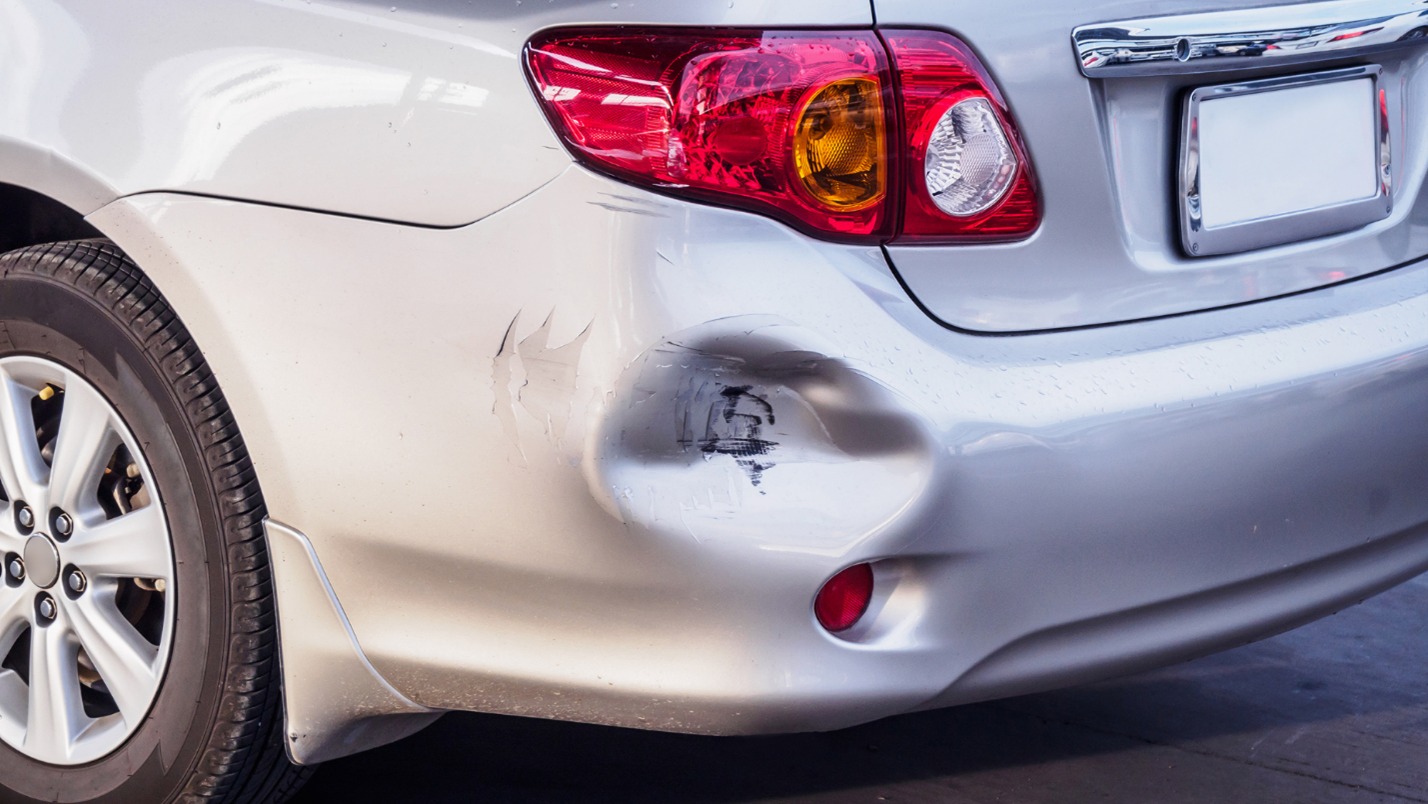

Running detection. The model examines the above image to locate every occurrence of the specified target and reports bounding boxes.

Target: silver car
[1,0,1426,801]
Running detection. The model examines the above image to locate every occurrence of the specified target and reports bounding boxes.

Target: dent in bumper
[591,322,939,552]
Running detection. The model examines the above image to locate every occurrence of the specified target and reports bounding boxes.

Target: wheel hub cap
[0,356,176,765]
[21,535,59,589]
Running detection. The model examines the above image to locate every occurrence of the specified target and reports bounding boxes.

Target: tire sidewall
[0,274,227,803]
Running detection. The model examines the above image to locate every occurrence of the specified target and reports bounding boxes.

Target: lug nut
[16,505,34,529]
[7,557,23,582]
[54,512,73,537]
[36,594,56,623]
[66,568,86,595]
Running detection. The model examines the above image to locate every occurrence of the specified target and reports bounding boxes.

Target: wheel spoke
[0,667,25,738]
[48,373,120,513]
[66,505,171,581]
[0,585,29,655]
[0,368,47,507]
[24,617,83,761]
[66,593,159,726]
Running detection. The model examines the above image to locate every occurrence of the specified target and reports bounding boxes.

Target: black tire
[0,240,311,802]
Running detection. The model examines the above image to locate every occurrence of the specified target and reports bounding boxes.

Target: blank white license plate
[1181,67,1388,256]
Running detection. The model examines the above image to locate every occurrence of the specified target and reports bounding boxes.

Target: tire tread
[0,239,312,803]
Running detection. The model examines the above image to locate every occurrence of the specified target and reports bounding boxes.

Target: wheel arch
[68,196,441,765]
[0,182,103,256]
[0,173,430,764]
[0,137,119,218]
[0,136,122,261]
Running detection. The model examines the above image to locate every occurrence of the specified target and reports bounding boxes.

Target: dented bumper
[97,166,1428,736]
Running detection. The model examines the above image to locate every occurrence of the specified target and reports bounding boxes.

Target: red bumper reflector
[815,563,875,633]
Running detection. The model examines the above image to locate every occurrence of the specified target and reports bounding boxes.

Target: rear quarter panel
[0,0,871,223]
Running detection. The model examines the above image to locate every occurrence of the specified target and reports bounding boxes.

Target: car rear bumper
[94,166,1428,734]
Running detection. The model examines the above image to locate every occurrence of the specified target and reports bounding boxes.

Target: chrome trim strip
[1179,65,1391,257]
[1074,0,1428,77]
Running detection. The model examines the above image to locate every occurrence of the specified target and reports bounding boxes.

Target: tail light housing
[526,30,891,238]
[525,28,1039,244]
[885,30,1040,241]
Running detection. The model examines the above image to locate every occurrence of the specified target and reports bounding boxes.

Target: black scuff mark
[679,384,777,491]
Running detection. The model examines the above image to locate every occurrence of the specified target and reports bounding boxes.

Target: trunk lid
[874,0,1428,331]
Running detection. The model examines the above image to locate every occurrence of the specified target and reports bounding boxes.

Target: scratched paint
[492,310,592,458]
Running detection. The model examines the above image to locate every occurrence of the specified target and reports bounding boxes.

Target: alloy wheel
[0,356,174,765]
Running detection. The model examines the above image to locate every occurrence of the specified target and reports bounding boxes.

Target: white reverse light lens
[923,96,1018,217]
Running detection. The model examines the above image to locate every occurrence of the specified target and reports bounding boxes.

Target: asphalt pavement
[293,573,1427,803]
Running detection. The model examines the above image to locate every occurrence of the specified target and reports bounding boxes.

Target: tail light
[885,31,1040,241]
[525,28,1039,244]
[525,30,891,238]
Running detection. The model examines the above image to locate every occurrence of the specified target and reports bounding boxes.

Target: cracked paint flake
[492,313,525,461]
[492,310,592,459]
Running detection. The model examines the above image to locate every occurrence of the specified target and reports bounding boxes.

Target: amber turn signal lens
[793,78,886,211]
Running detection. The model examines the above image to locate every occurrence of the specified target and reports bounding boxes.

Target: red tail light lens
[882,30,1041,242]
[525,30,892,240]
[525,28,1038,244]
[815,563,875,633]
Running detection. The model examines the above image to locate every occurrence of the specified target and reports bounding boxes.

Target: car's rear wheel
[0,240,309,802]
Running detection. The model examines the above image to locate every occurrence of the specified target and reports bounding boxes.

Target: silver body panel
[93,167,1428,746]
[0,0,869,226]
[265,521,439,765]
[1,0,1426,764]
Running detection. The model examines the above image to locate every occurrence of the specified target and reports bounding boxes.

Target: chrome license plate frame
[1179,65,1390,257]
